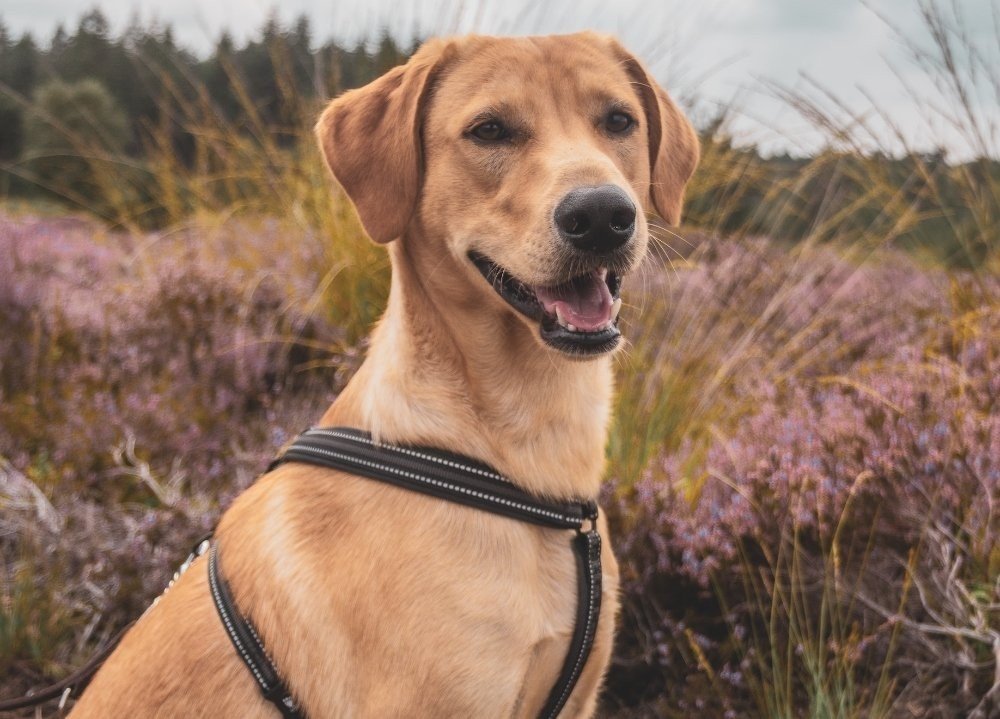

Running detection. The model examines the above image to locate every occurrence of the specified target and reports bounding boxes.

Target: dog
[70,32,698,718]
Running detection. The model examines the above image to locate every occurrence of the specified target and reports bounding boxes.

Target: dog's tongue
[534,271,613,331]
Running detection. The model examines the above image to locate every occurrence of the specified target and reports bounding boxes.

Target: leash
[0,623,134,713]
[0,427,603,719]
[211,427,603,719]
[0,534,210,714]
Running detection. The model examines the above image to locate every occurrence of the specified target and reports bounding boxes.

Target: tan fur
[71,33,698,718]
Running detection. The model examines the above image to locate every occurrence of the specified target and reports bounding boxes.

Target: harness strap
[539,526,603,719]
[273,427,592,530]
[212,426,603,718]
[208,544,304,719]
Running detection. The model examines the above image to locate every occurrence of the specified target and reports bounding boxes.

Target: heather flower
[604,236,999,715]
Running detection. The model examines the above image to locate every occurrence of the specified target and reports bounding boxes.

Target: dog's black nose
[554,185,636,254]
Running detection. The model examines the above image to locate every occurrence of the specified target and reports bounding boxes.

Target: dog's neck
[320,237,614,500]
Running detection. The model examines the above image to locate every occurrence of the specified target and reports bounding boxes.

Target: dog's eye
[470,120,509,142]
[605,111,634,134]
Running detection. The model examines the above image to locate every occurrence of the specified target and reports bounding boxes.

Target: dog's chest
[419,517,580,640]
[263,480,612,717]
[410,524,583,713]
[349,513,583,714]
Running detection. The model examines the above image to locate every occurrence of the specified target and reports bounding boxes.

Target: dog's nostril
[554,185,637,254]
[610,208,634,233]
[563,212,591,236]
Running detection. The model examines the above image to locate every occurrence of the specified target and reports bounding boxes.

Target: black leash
[0,623,134,713]
[0,535,210,714]
[211,427,602,719]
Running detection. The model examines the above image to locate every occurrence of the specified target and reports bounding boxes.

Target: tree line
[0,9,410,169]
[0,8,996,266]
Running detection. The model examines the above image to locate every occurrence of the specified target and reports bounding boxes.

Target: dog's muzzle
[470,252,626,357]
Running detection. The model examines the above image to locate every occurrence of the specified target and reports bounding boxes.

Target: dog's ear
[316,41,448,243]
[610,41,700,226]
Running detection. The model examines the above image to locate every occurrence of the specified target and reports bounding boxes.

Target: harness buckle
[578,499,599,533]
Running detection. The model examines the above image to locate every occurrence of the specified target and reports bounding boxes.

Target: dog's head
[317,33,699,358]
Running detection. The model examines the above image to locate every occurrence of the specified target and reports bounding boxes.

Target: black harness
[209,426,603,719]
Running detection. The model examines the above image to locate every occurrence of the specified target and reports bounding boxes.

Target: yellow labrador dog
[71,32,697,718]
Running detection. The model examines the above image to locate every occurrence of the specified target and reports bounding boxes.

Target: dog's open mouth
[469,252,623,356]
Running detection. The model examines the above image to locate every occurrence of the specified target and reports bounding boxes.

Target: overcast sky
[3,1,998,159]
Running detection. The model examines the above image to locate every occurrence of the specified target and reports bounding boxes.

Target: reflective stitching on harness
[146,542,205,614]
[306,428,511,483]
[208,548,271,693]
[289,444,578,526]
[244,620,272,662]
[546,539,598,718]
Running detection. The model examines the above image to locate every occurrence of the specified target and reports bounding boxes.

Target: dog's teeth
[555,307,577,332]
[598,267,608,281]
[610,298,622,321]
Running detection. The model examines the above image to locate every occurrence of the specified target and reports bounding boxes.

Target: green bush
[22,78,129,214]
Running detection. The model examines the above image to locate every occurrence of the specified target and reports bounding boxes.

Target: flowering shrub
[604,237,999,717]
[0,214,351,694]
[1,218,996,716]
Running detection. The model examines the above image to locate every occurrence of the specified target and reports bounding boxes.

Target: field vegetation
[0,2,997,717]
